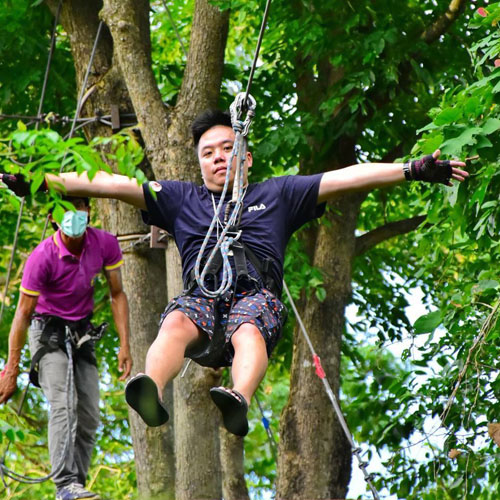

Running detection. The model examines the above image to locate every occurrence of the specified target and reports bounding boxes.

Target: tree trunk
[120,244,173,500]
[220,432,250,500]
[174,362,223,500]
[277,195,363,499]
[101,1,231,498]
[44,1,175,497]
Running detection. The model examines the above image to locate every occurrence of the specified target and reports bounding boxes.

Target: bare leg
[230,323,268,404]
[145,310,202,397]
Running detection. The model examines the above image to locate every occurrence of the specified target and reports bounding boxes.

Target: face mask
[59,210,88,238]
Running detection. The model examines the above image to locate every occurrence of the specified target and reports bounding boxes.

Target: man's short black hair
[49,195,90,212]
[65,195,90,206]
[191,109,232,148]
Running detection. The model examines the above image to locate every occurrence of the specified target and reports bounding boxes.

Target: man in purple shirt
[0,196,132,500]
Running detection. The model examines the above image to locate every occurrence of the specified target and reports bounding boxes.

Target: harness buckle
[66,322,108,349]
[227,228,242,241]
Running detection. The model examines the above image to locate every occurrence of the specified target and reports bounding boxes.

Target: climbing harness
[282,280,381,500]
[0,319,106,486]
[28,316,107,388]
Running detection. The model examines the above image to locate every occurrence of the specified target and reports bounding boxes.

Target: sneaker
[56,483,100,500]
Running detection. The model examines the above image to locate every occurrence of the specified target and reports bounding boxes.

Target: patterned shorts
[159,288,287,367]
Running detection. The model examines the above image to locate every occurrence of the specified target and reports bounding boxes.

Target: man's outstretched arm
[317,150,468,204]
[46,172,147,210]
[0,171,147,210]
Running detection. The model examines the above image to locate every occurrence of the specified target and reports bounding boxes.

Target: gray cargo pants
[28,321,100,489]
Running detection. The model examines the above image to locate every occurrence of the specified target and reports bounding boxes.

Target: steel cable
[282,280,381,500]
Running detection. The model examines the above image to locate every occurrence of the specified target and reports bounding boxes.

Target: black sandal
[209,386,249,437]
[125,374,169,427]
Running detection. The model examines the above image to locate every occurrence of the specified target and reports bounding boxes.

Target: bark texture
[220,432,250,500]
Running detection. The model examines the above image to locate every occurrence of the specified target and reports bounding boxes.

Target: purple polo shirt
[20,227,123,321]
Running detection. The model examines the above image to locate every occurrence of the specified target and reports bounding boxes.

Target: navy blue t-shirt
[141,174,326,294]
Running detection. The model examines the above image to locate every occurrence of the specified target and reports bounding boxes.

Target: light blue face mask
[60,210,88,238]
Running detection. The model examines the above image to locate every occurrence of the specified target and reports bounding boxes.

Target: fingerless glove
[404,155,452,184]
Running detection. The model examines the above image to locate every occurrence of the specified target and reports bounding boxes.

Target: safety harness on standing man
[29,315,107,387]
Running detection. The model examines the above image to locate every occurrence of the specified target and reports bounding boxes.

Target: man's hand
[0,173,48,197]
[0,364,19,404]
[117,347,133,381]
[408,150,468,186]
[0,173,33,197]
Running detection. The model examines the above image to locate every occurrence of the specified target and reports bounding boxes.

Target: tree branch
[421,0,468,44]
[169,0,230,181]
[354,215,427,256]
[101,0,170,172]
[176,0,229,118]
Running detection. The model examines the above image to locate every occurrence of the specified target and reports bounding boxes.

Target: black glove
[1,173,46,197]
[405,155,452,185]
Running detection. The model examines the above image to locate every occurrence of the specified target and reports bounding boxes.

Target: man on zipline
[0,196,132,500]
[0,110,467,438]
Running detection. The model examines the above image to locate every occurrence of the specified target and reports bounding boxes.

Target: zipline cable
[254,394,277,462]
[65,20,103,146]
[244,0,272,106]
[36,0,63,123]
[282,280,381,500]
[0,0,63,326]
[40,20,104,241]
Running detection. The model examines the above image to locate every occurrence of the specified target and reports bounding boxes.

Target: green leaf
[421,133,444,154]
[476,279,499,292]
[5,428,15,442]
[52,203,65,224]
[315,287,326,302]
[492,79,500,94]
[481,118,500,135]
[413,310,442,334]
[434,107,462,126]
[440,127,484,155]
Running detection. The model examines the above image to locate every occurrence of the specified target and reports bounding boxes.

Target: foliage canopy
[0,1,499,499]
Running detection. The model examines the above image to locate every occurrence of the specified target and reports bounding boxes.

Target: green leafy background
[1,1,500,499]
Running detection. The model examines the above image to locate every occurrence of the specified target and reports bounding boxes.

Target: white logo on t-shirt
[248,203,266,212]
